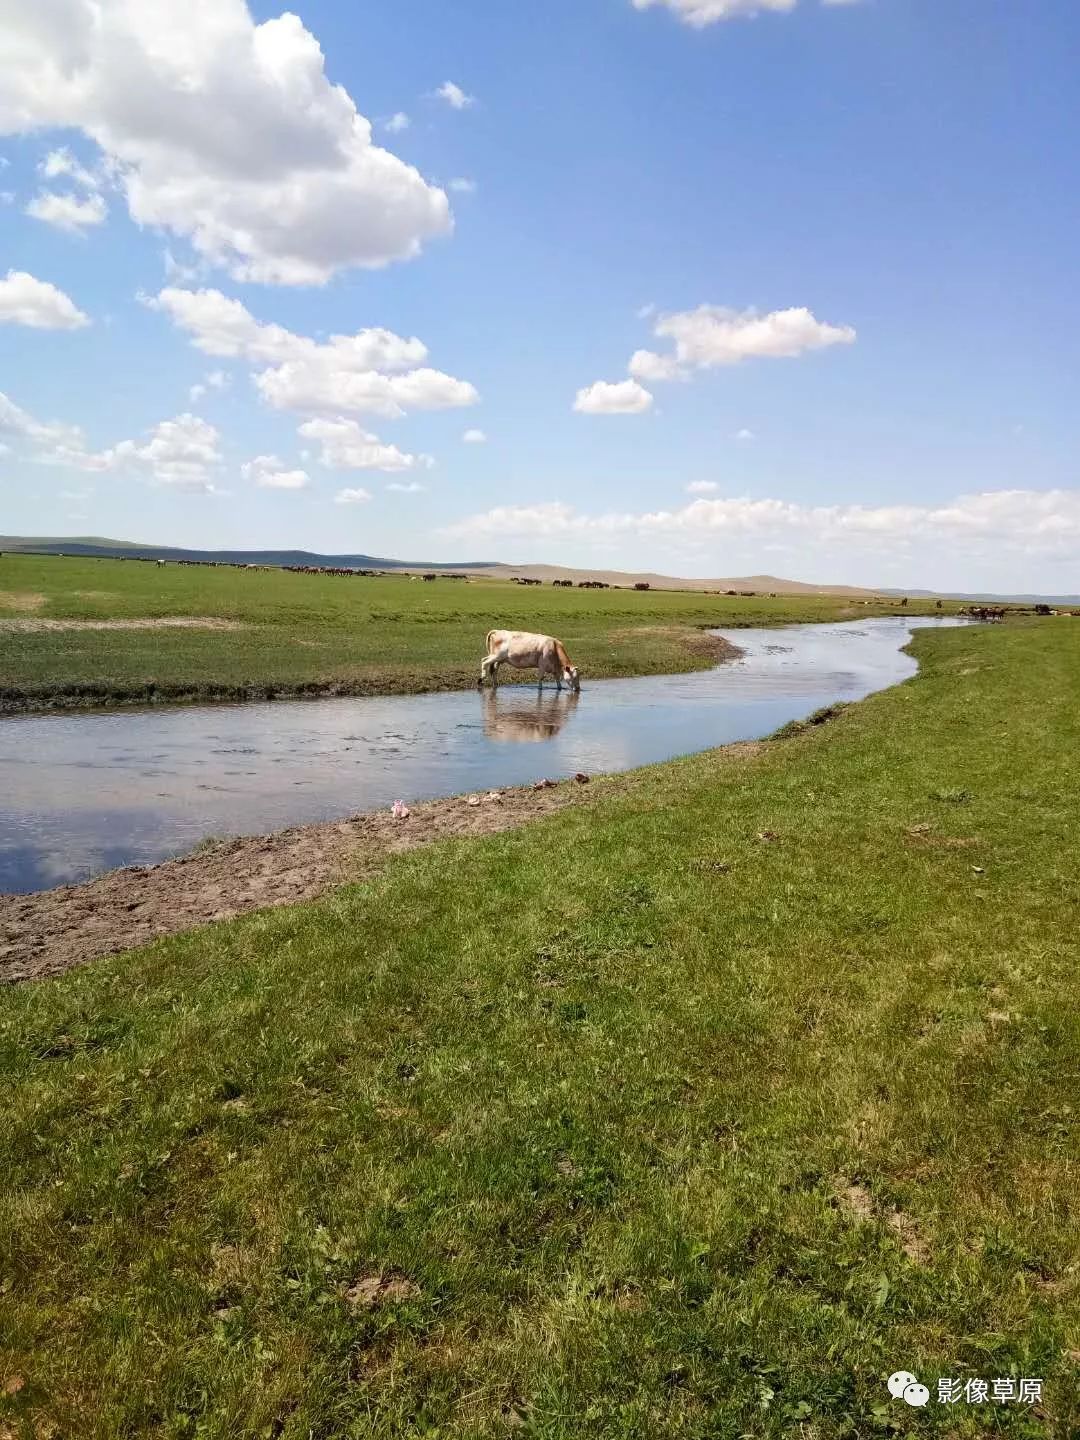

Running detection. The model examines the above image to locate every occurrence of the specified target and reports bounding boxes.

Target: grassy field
[2,619,1078,1437]
[0,553,950,709]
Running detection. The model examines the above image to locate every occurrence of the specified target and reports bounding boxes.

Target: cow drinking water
[479,630,581,692]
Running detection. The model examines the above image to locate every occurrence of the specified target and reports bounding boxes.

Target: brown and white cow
[479,630,581,692]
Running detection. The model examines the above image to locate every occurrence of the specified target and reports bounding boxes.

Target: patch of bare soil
[833,1177,930,1263]
[0,591,46,612]
[0,616,244,633]
[904,822,981,850]
[344,1272,420,1308]
[0,779,613,984]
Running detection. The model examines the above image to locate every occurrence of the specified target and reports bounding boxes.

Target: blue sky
[1,0,1078,588]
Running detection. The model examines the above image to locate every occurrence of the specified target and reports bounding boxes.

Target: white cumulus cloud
[26,190,107,232]
[0,0,452,284]
[448,177,477,194]
[150,287,426,371]
[0,391,79,448]
[242,453,310,490]
[299,417,432,472]
[39,146,99,188]
[445,501,578,539]
[444,490,1080,568]
[150,286,477,420]
[463,428,487,444]
[387,480,426,493]
[0,389,222,491]
[384,112,410,134]
[654,305,856,370]
[573,379,654,415]
[335,487,373,505]
[95,414,223,491]
[436,81,475,110]
[190,368,231,402]
[629,348,687,383]
[0,269,89,329]
[259,364,477,420]
[686,480,719,494]
[632,0,797,24]
[616,306,853,402]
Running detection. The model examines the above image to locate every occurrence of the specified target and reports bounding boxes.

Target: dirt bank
[0,773,613,984]
[1,742,768,985]
[0,616,245,633]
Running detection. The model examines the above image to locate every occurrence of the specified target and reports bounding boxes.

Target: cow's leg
[480,654,497,688]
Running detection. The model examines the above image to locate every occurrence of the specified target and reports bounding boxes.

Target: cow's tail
[486,629,499,653]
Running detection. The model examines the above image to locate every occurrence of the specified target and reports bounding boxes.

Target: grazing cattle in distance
[634,582,650,591]
[480,630,581,692]
[961,605,1007,622]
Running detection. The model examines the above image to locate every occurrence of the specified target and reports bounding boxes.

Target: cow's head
[564,664,581,692]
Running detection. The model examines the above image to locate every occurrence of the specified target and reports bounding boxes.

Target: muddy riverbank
[0,769,651,983]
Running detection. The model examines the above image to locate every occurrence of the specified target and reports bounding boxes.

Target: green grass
[2,621,1078,1437]
[0,554,951,709]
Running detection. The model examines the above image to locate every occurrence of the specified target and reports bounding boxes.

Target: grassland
[0,553,949,710]
[2,619,1078,1437]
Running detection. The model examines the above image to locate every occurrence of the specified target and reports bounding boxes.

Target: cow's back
[487,629,554,652]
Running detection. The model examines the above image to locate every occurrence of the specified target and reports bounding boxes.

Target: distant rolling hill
[0,537,874,593]
[8,535,1068,600]
[484,562,874,596]
[0,537,500,571]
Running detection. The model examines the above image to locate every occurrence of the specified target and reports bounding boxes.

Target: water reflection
[482,688,580,744]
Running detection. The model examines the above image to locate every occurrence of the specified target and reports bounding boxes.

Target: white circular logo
[887,1371,918,1399]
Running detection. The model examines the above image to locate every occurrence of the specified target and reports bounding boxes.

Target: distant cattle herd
[3,554,1077,614]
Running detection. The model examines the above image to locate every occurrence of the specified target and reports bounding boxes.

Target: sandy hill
[475,563,874,596]
[2,537,873,595]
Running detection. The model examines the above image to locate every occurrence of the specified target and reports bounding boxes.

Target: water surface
[0,617,959,893]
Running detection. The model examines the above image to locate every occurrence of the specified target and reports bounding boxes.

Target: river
[0,617,962,894]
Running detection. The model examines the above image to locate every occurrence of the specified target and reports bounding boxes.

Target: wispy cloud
[435,81,475,110]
